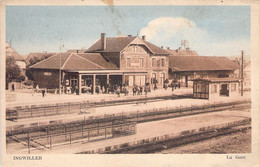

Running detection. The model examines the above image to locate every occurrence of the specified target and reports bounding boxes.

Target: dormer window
[132,46,138,53]
[127,58,131,67]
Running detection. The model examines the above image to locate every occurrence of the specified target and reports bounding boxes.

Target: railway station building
[168,56,239,87]
[29,33,170,95]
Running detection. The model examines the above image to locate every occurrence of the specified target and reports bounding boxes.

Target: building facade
[168,56,239,87]
[29,33,170,95]
[86,33,170,88]
[193,78,240,100]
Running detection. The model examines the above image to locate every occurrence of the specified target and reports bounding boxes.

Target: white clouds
[140,17,249,56]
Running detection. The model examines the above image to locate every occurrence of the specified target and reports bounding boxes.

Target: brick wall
[32,69,59,89]
[120,45,169,87]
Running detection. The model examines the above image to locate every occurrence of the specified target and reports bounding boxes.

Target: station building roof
[193,78,240,83]
[87,36,170,55]
[29,52,118,71]
[169,56,239,72]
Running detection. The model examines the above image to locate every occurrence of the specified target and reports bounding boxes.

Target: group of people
[132,85,151,96]
[169,81,181,91]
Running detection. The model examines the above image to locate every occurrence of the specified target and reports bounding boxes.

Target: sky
[6,5,250,57]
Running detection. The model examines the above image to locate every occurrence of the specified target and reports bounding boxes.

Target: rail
[7,100,250,141]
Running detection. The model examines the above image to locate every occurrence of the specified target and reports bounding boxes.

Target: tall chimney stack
[181,40,189,50]
[142,35,146,40]
[101,33,106,50]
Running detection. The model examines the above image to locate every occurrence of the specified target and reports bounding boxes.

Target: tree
[6,56,24,89]
[6,56,22,81]
[26,56,48,80]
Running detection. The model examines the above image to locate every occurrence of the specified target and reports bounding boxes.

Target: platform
[6,109,250,154]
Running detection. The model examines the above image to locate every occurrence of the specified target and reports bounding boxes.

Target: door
[129,76,134,86]
[135,76,141,86]
[160,73,165,85]
[140,76,146,86]
[220,84,229,96]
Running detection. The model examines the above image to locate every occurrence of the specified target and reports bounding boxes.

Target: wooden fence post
[82,122,84,137]
[56,104,59,115]
[65,125,67,141]
[27,131,30,154]
[50,135,52,150]
[70,133,72,145]
[88,130,90,142]
[105,127,107,139]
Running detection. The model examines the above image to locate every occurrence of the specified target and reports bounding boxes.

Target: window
[211,84,217,93]
[44,72,52,76]
[161,58,165,67]
[151,73,156,84]
[152,73,156,78]
[139,58,144,67]
[127,58,131,67]
[231,83,236,91]
[132,46,138,52]
[160,73,165,84]
[135,46,138,52]
[152,58,156,67]
[157,59,160,67]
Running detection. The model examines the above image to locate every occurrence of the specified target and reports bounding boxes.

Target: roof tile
[169,56,239,71]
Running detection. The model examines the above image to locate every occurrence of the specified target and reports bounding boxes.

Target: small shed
[193,78,240,100]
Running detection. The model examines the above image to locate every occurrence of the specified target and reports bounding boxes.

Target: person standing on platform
[11,83,15,92]
[42,88,46,97]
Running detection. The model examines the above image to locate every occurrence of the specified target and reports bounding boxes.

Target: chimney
[181,40,189,50]
[161,46,164,49]
[101,33,106,50]
[142,35,146,40]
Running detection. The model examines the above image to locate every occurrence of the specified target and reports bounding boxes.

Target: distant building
[6,43,27,90]
[228,56,251,91]
[25,52,56,65]
[243,61,251,90]
[165,40,199,57]
[66,49,87,54]
[6,43,26,70]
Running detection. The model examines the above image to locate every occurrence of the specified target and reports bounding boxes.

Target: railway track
[101,122,251,154]
[7,100,251,146]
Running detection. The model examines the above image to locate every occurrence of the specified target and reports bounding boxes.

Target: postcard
[1,0,259,166]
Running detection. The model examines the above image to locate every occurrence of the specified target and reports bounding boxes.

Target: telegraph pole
[59,45,62,95]
[241,50,244,96]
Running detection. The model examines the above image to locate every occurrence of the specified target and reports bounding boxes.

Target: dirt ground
[156,129,251,154]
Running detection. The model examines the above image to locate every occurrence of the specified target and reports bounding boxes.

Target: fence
[79,118,251,154]
[6,94,193,120]
[7,99,251,142]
